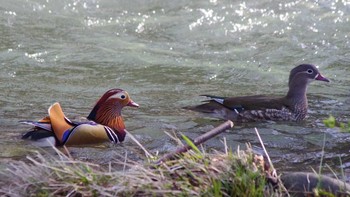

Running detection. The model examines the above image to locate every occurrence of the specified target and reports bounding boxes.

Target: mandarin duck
[21,88,139,146]
[185,64,330,122]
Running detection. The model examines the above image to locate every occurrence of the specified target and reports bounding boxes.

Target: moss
[0,144,279,196]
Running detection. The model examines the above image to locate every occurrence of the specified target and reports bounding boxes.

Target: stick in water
[254,127,276,176]
[156,120,234,164]
[125,130,154,159]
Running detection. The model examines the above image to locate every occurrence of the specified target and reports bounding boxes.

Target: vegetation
[323,115,350,132]
[1,120,349,196]
[0,142,283,196]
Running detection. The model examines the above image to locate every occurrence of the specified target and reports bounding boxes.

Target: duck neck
[88,102,126,132]
[285,77,309,117]
[98,114,126,132]
[286,77,309,101]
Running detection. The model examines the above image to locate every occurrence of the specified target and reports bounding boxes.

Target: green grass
[323,115,350,132]
[2,117,349,196]
[0,143,281,196]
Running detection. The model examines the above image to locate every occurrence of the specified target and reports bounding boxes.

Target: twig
[125,130,154,159]
[318,133,327,175]
[254,128,275,176]
[155,120,234,164]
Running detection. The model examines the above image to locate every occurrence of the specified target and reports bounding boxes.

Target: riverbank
[1,121,349,196]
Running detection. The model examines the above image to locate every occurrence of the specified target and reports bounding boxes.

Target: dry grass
[0,140,282,197]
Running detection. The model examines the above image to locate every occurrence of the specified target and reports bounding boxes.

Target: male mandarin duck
[185,64,330,122]
[21,88,139,146]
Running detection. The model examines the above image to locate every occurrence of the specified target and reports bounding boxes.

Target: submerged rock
[281,172,350,196]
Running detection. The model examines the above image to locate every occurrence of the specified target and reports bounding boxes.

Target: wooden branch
[155,120,234,164]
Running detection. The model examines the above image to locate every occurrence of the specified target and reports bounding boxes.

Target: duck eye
[307,69,313,74]
[120,94,126,99]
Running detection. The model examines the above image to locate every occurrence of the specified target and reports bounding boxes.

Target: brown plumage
[21,88,139,146]
[87,89,138,133]
[184,64,330,122]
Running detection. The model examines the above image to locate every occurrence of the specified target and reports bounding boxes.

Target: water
[0,0,349,177]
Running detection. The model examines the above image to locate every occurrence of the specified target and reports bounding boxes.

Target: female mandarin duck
[185,64,330,122]
[21,88,139,146]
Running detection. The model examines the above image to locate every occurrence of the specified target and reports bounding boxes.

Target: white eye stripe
[301,69,314,75]
[107,92,127,100]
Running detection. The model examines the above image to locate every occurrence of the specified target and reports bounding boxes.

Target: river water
[0,0,349,178]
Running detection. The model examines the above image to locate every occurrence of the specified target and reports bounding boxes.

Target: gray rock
[281,172,350,196]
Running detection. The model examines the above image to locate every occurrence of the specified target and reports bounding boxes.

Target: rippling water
[1,0,349,177]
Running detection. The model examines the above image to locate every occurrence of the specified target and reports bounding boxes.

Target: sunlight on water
[24,51,48,63]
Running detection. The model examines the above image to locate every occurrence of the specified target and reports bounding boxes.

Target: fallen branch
[155,120,234,164]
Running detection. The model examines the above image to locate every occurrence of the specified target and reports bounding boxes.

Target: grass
[2,118,348,196]
[323,115,350,132]
[0,139,283,197]
[0,121,348,197]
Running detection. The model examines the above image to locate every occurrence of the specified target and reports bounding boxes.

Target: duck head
[87,88,139,131]
[289,64,330,84]
[287,64,330,99]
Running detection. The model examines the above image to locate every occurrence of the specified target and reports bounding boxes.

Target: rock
[281,172,350,196]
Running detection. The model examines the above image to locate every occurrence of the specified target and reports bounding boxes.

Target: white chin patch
[314,73,319,79]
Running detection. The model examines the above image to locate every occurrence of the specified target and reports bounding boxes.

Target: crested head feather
[86,88,139,133]
[86,88,134,133]
[87,89,124,121]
